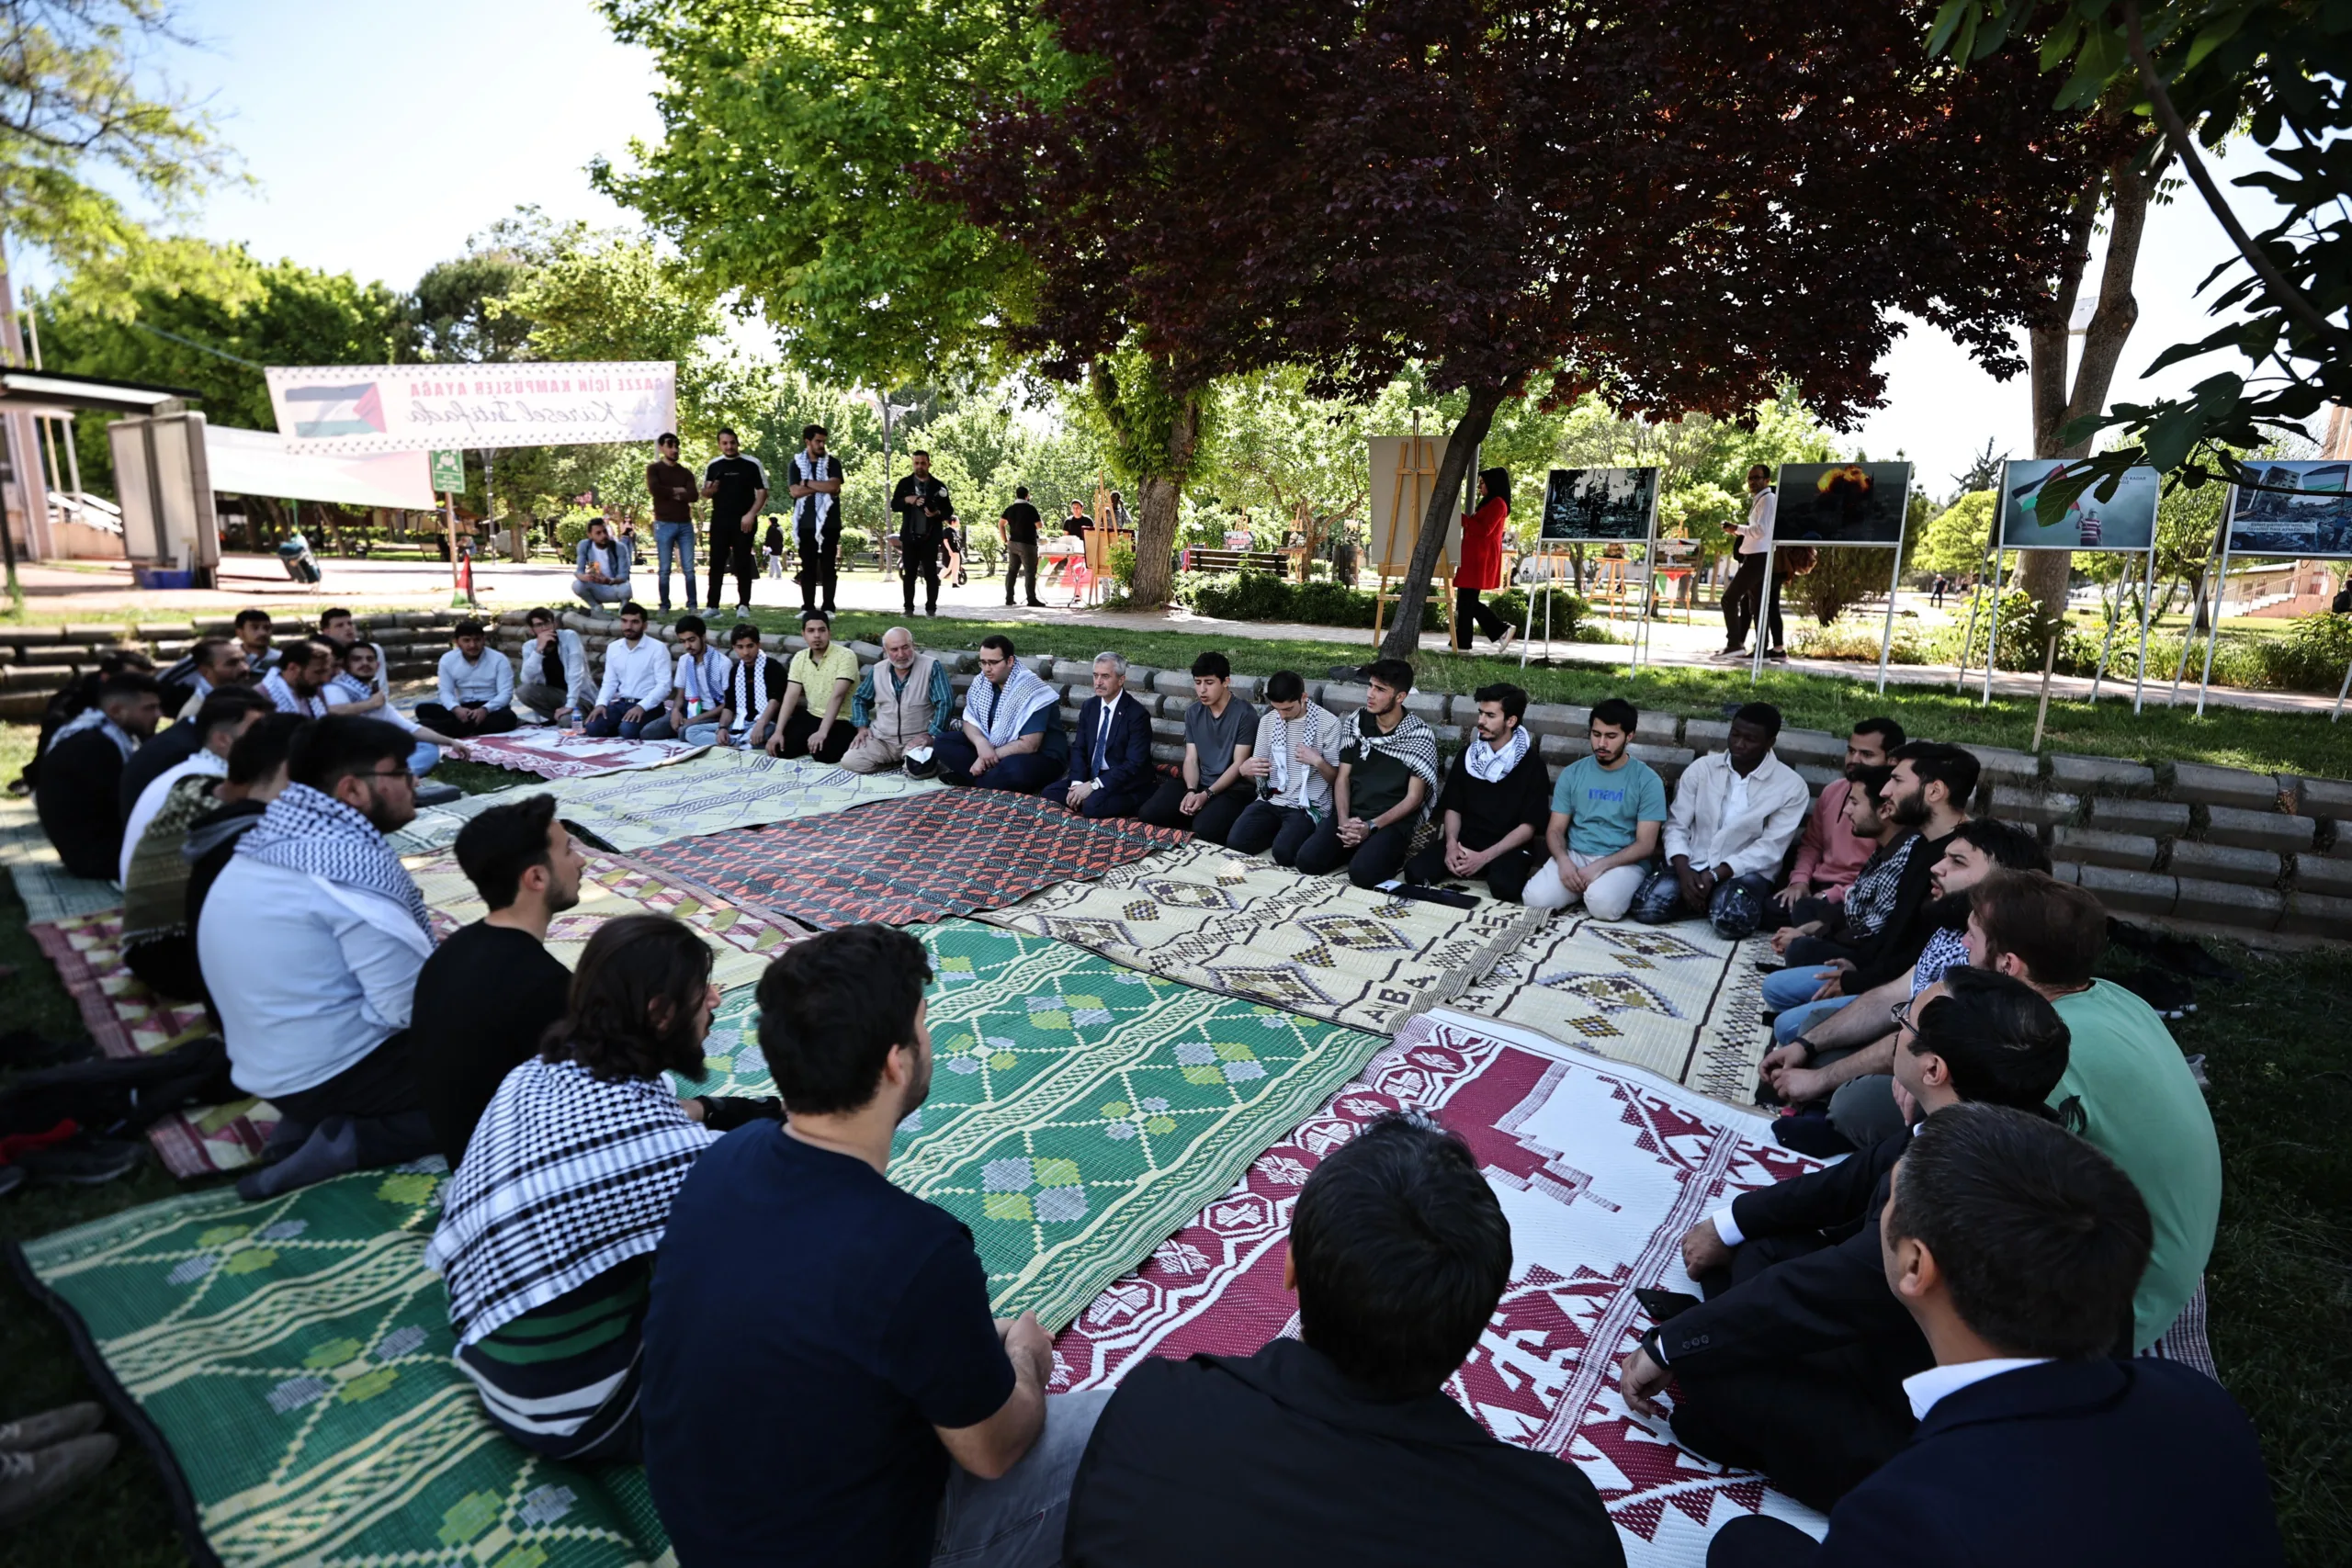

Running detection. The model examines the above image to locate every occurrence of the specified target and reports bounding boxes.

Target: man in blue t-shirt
[1523,695,1667,920]
[641,924,1109,1568]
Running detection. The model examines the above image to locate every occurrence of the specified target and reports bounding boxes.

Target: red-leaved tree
[938,0,2103,653]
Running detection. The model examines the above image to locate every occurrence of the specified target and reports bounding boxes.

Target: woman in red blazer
[1455,468,1516,652]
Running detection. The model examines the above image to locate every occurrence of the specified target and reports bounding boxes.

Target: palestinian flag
[286,381,386,438]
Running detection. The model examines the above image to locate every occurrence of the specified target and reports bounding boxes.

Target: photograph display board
[1998,458,2160,551]
[2226,460,2352,558]
[1365,435,1460,575]
[1538,467,1659,542]
[1772,462,1912,545]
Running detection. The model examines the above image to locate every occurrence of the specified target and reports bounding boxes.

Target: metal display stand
[1751,464,1911,694]
[1981,459,2161,712]
[1522,467,1661,674]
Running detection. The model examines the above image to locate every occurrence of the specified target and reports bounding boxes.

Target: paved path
[12,554,2335,716]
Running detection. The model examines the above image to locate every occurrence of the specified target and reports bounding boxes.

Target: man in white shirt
[1715,463,1780,660]
[329,640,450,779]
[1632,700,1808,937]
[415,620,519,739]
[516,607,595,723]
[197,716,438,1201]
[119,687,271,885]
[643,614,733,741]
[1227,670,1344,864]
[572,517,635,607]
[585,602,676,739]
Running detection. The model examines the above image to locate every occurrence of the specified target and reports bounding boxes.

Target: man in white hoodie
[1633,702,1808,938]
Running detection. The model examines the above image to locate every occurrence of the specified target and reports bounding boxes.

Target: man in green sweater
[1963,869,2221,1352]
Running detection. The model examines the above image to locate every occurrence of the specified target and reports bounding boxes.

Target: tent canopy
[203,423,435,510]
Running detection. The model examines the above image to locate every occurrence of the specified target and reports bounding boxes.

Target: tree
[1915,491,1997,578]
[1950,438,2004,500]
[0,0,231,271]
[944,0,2107,657]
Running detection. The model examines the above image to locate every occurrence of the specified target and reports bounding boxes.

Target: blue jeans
[1767,989,1851,1046]
[1631,867,1775,938]
[406,739,441,778]
[573,579,631,607]
[584,704,656,739]
[932,1392,1110,1568]
[654,522,697,609]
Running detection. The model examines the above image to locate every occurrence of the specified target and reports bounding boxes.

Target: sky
[32,0,2301,494]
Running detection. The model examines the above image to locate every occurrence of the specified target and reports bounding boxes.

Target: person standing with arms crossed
[786,424,845,618]
[700,428,768,620]
[646,434,699,614]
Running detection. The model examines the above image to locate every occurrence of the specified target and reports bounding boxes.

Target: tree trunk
[1379,385,1505,662]
[1132,473,1183,604]
[2017,145,2155,616]
[1091,361,1205,612]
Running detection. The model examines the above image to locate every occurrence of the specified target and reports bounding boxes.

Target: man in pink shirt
[1766,717,1904,930]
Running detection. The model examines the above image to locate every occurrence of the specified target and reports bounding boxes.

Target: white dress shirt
[1664,749,1810,880]
[119,751,227,884]
[597,634,675,708]
[1902,1359,2052,1420]
[436,649,515,710]
[197,856,435,1099]
[1735,488,1776,557]
[521,629,596,715]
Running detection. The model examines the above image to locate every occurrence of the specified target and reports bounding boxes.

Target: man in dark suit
[1045,651,1155,819]
[1618,967,2071,1509]
[36,672,164,879]
[1707,1104,2281,1567]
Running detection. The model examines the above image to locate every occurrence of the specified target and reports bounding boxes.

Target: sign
[266,362,676,456]
[428,448,465,491]
[206,424,435,510]
[1540,467,1658,542]
[1998,458,2158,551]
[2225,459,2352,559]
[1772,462,1912,547]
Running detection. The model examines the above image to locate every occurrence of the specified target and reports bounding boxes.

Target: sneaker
[17,1137,145,1187]
[0,1435,119,1529]
[1764,647,1788,660]
[1708,647,1749,663]
[0,1404,102,1453]
[1495,627,1517,655]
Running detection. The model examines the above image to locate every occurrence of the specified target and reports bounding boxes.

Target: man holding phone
[1716,463,1779,661]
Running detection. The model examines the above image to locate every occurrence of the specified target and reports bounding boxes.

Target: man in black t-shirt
[1401,681,1552,902]
[786,423,846,616]
[889,450,954,617]
[1063,1111,1622,1568]
[408,796,583,1167]
[699,426,768,617]
[643,925,1109,1568]
[998,486,1045,606]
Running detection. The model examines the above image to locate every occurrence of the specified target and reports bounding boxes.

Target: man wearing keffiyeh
[930,634,1071,792]
[1296,660,1440,888]
[198,716,440,1201]
[34,671,163,879]
[1401,682,1552,902]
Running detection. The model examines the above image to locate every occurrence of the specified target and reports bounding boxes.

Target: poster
[2225,459,2352,558]
[1365,435,1461,575]
[1771,462,1912,546]
[266,362,676,456]
[1539,467,1658,542]
[1998,458,2160,551]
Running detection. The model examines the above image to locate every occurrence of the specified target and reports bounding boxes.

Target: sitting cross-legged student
[642,615,732,741]
[1400,682,1552,901]
[426,916,778,1462]
[117,693,272,1000]
[328,639,447,779]
[582,604,673,740]
[1631,702,1807,937]
[1762,764,1917,969]
[414,621,520,739]
[119,685,272,887]
[36,671,164,879]
[180,715,306,987]
[770,610,860,763]
[1619,967,2072,1511]
[1064,1110,1623,1568]
[1294,659,1440,888]
[1138,652,1260,844]
[408,795,585,1168]
[643,923,1104,1568]
[689,624,789,750]
[1761,716,1904,930]
[1523,697,1667,920]
[1705,1105,2281,1568]
[1227,671,1347,865]
[197,716,438,1200]
[930,634,1071,792]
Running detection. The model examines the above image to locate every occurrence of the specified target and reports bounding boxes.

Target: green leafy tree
[1915,491,1996,578]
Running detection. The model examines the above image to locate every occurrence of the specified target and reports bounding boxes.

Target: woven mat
[978,842,1545,1036]
[1451,915,1775,1101]
[407,846,812,993]
[1049,1010,1829,1564]
[445,727,708,780]
[27,913,280,1179]
[681,918,1385,1327]
[0,794,121,923]
[636,789,1187,927]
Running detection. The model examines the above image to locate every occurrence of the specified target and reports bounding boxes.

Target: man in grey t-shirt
[1139,651,1258,845]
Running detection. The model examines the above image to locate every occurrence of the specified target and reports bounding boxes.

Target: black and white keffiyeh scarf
[1351,708,1442,805]
[261,669,328,717]
[1261,701,1340,805]
[969,663,1058,749]
[47,706,133,758]
[1463,725,1532,784]
[729,656,775,734]
[425,1057,714,1344]
[233,782,431,936]
[1840,832,1918,941]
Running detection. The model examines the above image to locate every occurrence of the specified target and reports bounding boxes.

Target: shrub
[552,509,602,549]
[1171,569,1598,640]
[1791,617,1928,664]
[2257,611,2352,691]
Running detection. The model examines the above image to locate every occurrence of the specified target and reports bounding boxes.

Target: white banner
[266,361,675,456]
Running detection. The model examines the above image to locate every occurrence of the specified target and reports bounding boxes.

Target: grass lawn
[1,720,2346,1563]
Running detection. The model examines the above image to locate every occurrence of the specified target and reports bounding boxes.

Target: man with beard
[1758,818,2047,1151]
[1632,703,1809,937]
[1616,966,2072,1511]
[890,450,955,618]
[643,923,1107,1568]
[36,671,164,879]
[409,795,587,1168]
[1523,696,1668,919]
[1766,717,1905,927]
[260,637,339,718]
[1401,682,1553,902]
[198,717,438,1199]
[842,626,955,774]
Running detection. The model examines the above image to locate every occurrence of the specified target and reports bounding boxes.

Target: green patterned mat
[16,922,1381,1568]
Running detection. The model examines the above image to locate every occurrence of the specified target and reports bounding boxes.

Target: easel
[1751,463,1908,694]
[1370,421,1455,649]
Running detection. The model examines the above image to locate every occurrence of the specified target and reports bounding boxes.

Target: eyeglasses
[368,765,415,784]
[1887,996,1916,1033]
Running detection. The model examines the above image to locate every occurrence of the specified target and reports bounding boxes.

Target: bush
[1173,569,1599,640]
[1791,617,1928,664]
[552,509,601,549]
[2257,611,2352,691]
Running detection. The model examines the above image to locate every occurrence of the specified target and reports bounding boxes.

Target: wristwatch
[1791,1035,1817,1066]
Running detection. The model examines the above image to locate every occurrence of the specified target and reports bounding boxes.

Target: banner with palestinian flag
[266,361,675,456]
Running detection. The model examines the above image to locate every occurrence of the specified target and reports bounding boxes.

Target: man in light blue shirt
[1524,696,1666,919]
[416,619,518,739]
[643,614,733,741]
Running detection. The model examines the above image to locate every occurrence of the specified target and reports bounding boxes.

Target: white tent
[203,423,435,510]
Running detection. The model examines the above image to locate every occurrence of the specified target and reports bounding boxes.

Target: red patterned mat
[28,915,279,1179]
[446,728,708,780]
[635,788,1191,929]
[1049,1010,1830,1563]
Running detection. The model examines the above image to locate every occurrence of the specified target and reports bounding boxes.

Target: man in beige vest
[841,626,955,774]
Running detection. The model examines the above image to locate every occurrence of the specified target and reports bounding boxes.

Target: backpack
[1775,545,1818,577]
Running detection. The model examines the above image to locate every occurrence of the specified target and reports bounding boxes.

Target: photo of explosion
[2228,460,2352,559]
[1772,462,1912,546]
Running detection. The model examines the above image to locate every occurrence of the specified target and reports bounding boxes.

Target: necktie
[1096,698,1112,774]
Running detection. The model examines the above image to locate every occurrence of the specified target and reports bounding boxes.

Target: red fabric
[0,1118,80,1165]
[1456,496,1510,590]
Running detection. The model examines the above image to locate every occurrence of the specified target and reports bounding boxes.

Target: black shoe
[0,1031,97,1069]
[1634,1287,1703,1324]
[413,783,462,807]
[18,1137,146,1187]
[1771,1111,1856,1158]
[1027,599,1047,607]
[1764,648,1788,660]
